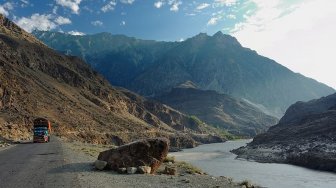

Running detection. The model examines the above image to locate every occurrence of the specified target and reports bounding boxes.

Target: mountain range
[0,14,227,148]
[33,30,335,117]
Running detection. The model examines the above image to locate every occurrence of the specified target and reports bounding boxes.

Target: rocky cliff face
[34,30,335,117]
[233,93,336,172]
[156,87,278,137]
[0,14,225,147]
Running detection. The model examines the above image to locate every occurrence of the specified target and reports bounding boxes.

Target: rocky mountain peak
[213,31,224,37]
[212,31,241,47]
[191,32,209,40]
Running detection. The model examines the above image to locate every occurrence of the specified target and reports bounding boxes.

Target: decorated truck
[33,118,51,143]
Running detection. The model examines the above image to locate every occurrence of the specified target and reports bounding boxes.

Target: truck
[33,118,51,143]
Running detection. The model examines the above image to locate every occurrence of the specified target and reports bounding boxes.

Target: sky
[0,0,335,89]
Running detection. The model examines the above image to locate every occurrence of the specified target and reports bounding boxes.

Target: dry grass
[175,161,203,174]
[163,155,175,163]
[66,141,116,157]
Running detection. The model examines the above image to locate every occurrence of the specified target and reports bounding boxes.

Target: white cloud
[196,3,210,10]
[214,0,237,7]
[154,0,181,12]
[91,20,103,26]
[16,14,71,32]
[207,16,221,26]
[52,6,58,14]
[3,2,14,10]
[186,13,196,16]
[68,30,85,35]
[227,14,236,19]
[101,0,117,12]
[0,6,9,16]
[120,0,135,4]
[154,1,164,8]
[55,16,71,25]
[16,14,56,32]
[55,0,82,14]
[232,0,336,89]
[0,2,14,16]
[21,0,29,4]
[170,1,182,12]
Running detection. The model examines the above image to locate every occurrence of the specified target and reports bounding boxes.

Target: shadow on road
[49,162,93,173]
[16,141,34,144]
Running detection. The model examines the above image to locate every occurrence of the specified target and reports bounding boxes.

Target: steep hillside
[33,30,176,87]
[233,93,336,172]
[34,31,335,117]
[156,86,278,137]
[0,14,225,148]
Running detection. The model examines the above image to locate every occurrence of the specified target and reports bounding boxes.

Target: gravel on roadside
[61,141,253,188]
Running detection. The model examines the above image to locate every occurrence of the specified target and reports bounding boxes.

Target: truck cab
[33,118,51,143]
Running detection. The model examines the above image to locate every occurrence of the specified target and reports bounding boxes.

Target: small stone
[164,166,177,175]
[183,179,190,183]
[138,166,151,174]
[127,167,137,174]
[94,160,107,170]
[118,168,127,174]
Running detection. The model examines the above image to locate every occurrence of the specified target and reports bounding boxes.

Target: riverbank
[63,140,256,188]
[171,140,336,188]
[232,138,336,173]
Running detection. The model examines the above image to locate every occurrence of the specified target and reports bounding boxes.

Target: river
[171,140,336,188]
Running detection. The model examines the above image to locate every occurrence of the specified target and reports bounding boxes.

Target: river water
[171,140,336,188]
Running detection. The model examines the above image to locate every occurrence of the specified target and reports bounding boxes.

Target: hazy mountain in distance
[155,82,278,137]
[33,30,335,117]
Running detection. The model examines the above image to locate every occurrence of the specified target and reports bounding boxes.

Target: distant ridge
[156,87,278,137]
[34,30,335,117]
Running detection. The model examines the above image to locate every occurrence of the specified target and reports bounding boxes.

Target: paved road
[0,137,79,188]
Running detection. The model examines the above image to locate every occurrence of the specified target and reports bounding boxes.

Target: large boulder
[98,138,169,174]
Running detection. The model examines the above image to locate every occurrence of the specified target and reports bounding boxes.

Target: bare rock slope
[233,93,336,172]
[156,87,278,137]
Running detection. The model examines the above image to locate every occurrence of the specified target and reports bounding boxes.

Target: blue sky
[0,0,257,41]
[1,0,336,89]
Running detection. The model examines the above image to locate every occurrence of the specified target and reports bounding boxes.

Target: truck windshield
[34,127,48,135]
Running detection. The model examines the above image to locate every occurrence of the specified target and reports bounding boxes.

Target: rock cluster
[233,93,336,172]
[97,138,169,174]
[0,142,10,147]
[164,166,177,175]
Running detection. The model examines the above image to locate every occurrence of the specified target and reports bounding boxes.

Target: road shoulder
[61,140,247,188]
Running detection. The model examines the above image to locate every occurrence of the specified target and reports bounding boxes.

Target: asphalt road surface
[0,137,79,188]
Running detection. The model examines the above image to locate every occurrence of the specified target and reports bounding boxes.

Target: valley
[1,4,336,187]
